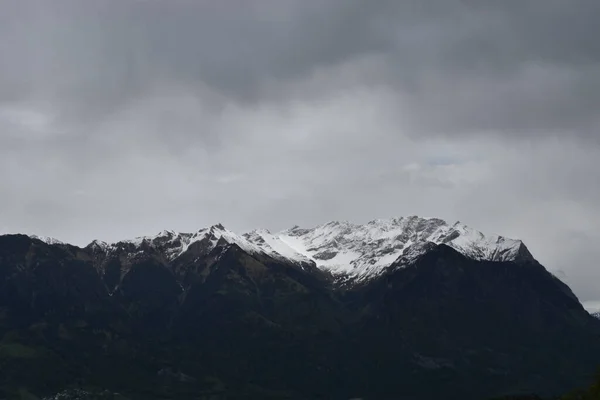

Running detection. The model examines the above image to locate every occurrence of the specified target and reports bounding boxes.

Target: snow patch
[30,235,65,245]
[243,229,312,265]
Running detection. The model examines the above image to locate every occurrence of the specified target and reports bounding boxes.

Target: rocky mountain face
[1,217,599,400]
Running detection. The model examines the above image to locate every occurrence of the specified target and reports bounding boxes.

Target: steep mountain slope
[343,244,598,399]
[0,235,131,398]
[0,217,599,400]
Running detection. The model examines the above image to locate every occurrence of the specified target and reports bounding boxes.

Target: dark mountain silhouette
[0,225,599,400]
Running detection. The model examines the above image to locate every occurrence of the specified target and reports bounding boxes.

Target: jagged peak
[30,234,65,245]
[323,220,351,227]
[86,239,110,252]
[209,223,226,232]
[156,229,177,237]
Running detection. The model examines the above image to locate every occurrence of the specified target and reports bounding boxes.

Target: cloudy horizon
[1,0,599,309]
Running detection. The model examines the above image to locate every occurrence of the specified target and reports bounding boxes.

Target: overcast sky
[0,0,599,310]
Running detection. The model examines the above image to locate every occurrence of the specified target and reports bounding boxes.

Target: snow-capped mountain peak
[89,224,312,266]
[87,239,110,252]
[271,216,532,281]
[30,235,65,245]
[77,216,532,283]
[186,224,266,256]
[108,224,261,260]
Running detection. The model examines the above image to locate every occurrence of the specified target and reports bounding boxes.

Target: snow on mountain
[103,224,266,261]
[87,239,110,252]
[592,312,600,320]
[92,224,312,266]
[185,224,266,256]
[242,229,313,265]
[274,216,531,281]
[30,235,65,245]
[77,216,531,282]
[447,222,531,262]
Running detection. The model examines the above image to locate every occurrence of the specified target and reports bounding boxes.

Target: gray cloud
[0,0,599,304]
[3,0,599,134]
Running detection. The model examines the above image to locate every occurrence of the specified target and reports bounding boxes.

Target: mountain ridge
[20,216,534,285]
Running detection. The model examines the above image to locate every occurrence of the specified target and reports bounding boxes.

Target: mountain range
[1,216,599,400]
[75,216,533,283]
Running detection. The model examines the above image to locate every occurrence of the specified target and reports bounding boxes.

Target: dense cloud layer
[0,0,599,306]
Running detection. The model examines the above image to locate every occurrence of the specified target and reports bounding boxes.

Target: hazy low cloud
[0,0,598,304]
